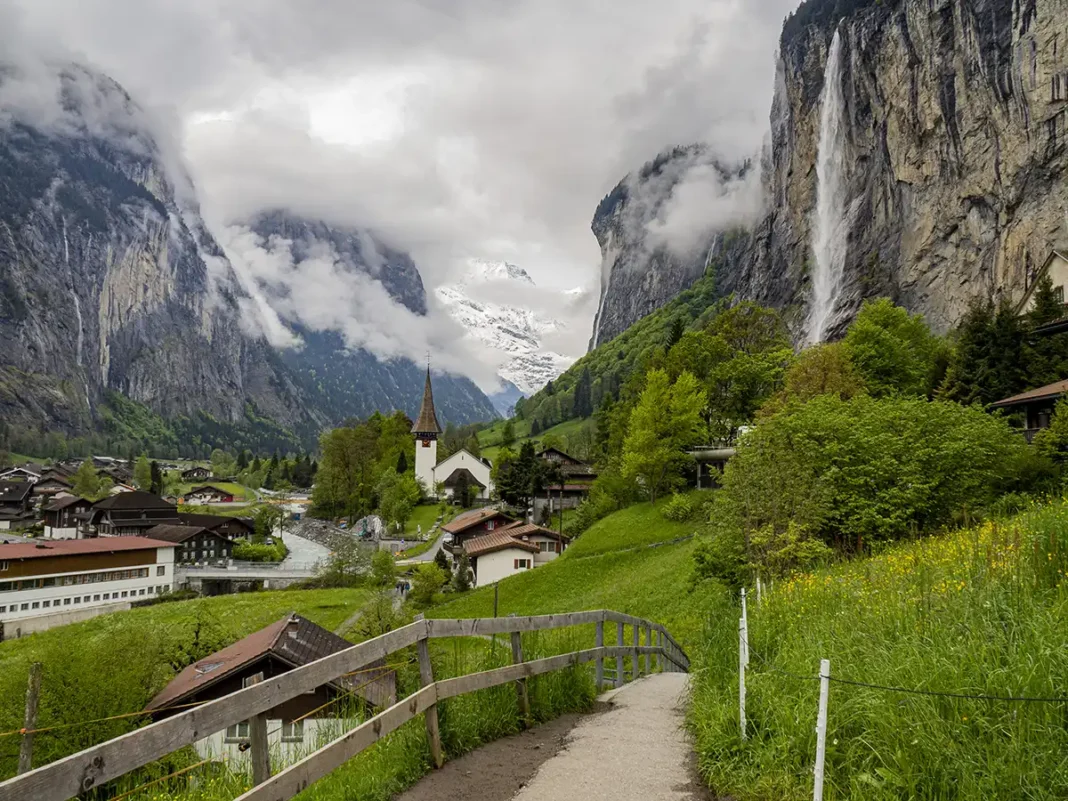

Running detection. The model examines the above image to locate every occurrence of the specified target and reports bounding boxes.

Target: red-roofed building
[442,508,517,552]
[0,537,176,638]
[462,523,569,587]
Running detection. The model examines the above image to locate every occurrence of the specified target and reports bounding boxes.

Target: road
[396,531,447,566]
[280,528,331,571]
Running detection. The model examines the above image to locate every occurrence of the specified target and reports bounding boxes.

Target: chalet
[178,513,256,540]
[0,482,35,531]
[0,537,176,638]
[32,474,72,500]
[43,496,93,539]
[144,614,395,767]
[181,466,212,482]
[145,525,233,564]
[0,465,42,483]
[990,379,1068,442]
[537,448,598,482]
[442,508,517,552]
[98,465,133,485]
[462,523,567,587]
[184,485,235,504]
[1018,249,1068,313]
[82,491,181,537]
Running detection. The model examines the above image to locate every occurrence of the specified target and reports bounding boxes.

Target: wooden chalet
[441,508,517,551]
[81,491,181,537]
[184,485,235,504]
[145,524,234,564]
[181,466,212,481]
[178,513,255,540]
[990,379,1068,442]
[537,448,598,482]
[43,496,93,539]
[0,481,35,531]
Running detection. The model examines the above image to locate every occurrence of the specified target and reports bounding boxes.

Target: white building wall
[0,547,176,636]
[474,547,534,587]
[1023,253,1068,311]
[528,535,563,566]
[194,718,342,768]
[433,450,493,500]
[414,437,438,497]
[43,526,79,540]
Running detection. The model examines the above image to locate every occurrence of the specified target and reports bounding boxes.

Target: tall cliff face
[737,0,1068,336]
[588,146,757,349]
[0,65,318,435]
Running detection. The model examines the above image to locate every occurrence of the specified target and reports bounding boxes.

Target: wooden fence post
[631,624,640,680]
[17,663,42,775]
[813,659,831,801]
[655,629,662,672]
[644,625,651,676]
[595,620,604,691]
[738,620,746,741]
[615,620,625,687]
[509,614,531,726]
[243,673,271,786]
[414,615,444,769]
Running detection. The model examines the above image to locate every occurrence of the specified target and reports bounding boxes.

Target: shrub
[661,493,696,522]
[232,541,287,562]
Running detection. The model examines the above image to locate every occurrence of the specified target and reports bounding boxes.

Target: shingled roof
[411,368,442,435]
[463,529,539,558]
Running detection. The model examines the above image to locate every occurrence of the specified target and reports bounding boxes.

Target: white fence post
[740,588,749,667]
[756,576,763,607]
[813,658,831,801]
[738,619,747,741]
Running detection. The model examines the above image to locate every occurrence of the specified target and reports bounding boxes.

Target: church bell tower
[412,367,442,495]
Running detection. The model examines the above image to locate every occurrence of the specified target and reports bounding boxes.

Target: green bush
[232,541,287,562]
[661,493,696,522]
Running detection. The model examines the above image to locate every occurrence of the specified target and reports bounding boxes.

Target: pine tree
[500,420,516,448]
[150,461,164,495]
[396,451,408,474]
[452,552,473,592]
[573,367,593,418]
[434,548,449,573]
[237,450,249,470]
[667,316,686,349]
[530,419,542,436]
[133,455,152,489]
[72,460,103,500]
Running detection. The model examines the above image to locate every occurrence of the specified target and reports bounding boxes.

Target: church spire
[412,367,442,435]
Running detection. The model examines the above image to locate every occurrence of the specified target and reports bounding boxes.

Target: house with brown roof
[178,513,255,540]
[462,522,568,587]
[145,614,396,768]
[184,485,236,504]
[82,491,181,537]
[442,508,517,552]
[0,481,35,531]
[990,379,1068,442]
[144,524,233,565]
[180,466,212,482]
[43,496,93,540]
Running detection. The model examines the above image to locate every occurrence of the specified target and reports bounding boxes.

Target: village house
[0,537,176,639]
[532,448,597,523]
[442,508,517,552]
[411,370,494,501]
[0,482,35,531]
[32,472,73,501]
[43,496,93,539]
[1018,248,1068,313]
[81,491,182,537]
[178,513,256,540]
[184,485,236,504]
[0,465,43,483]
[990,379,1068,442]
[145,614,396,768]
[462,522,568,587]
[181,466,212,482]
[145,524,234,564]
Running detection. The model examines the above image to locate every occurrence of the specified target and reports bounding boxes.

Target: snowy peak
[437,259,573,401]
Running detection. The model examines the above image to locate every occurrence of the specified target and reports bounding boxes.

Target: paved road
[396,530,448,565]
[513,673,703,801]
[281,528,330,570]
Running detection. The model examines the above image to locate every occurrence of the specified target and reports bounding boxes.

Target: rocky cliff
[591,0,1068,345]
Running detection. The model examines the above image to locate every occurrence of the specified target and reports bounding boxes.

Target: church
[412,370,494,501]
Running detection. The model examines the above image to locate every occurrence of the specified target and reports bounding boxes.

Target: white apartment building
[0,537,177,638]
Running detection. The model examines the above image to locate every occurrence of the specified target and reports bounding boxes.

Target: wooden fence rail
[0,609,689,801]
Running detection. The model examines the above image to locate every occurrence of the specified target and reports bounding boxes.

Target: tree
[940,299,1028,406]
[72,460,106,501]
[354,590,408,640]
[310,539,372,588]
[150,461,164,495]
[495,441,548,510]
[237,450,250,471]
[666,316,686,349]
[622,370,707,501]
[500,420,516,448]
[409,564,447,609]
[433,548,450,573]
[453,471,474,508]
[377,472,422,532]
[210,449,236,479]
[573,367,593,418]
[761,342,865,416]
[463,435,482,457]
[844,298,943,398]
[451,551,473,592]
[1025,275,1068,386]
[530,419,542,436]
[253,504,288,541]
[370,549,398,589]
[396,451,408,474]
[133,455,152,490]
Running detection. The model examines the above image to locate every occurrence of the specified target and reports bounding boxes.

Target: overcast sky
[6,0,799,386]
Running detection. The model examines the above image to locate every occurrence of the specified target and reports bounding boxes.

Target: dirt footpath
[392,710,600,801]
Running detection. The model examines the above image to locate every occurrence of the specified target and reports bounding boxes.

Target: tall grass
[689,501,1068,800]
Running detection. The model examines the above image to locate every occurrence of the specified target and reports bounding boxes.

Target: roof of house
[45,495,91,512]
[411,368,443,435]
[441,468,487,490]
[178,513,254,531]
[35,475,72,487]
[502,522,569,541]
[186,484,233,496]
[463,529,540,558]
[181,466,210,474]
[990,379,1068,408]
[0,537,174,561]
[536,447,584,464]
[0,467,42,480]
[144,524,227,544]
[145,614,370,712]
[442,507,515,534]
[92,490,175,511]
[0,481,33,503]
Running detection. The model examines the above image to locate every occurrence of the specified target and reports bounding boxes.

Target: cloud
[5,0,800,376]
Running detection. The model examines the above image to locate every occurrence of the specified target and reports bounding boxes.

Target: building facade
[0,538,176,638]
[83,491,182,536]
[43,496,93,539]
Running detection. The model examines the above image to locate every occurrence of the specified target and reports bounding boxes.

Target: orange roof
[463,530,539,558]
[504,523,569,541]
[442,508,515,534]
[0,537,174,561]
[990,379,1068,408]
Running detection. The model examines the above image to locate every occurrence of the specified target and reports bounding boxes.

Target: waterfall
[806,29,849,345]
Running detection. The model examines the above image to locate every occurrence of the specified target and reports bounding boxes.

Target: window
[31,602,39,609]
[139,589,146,596]
[147,586,154,594]
[121,591,128,598]
[1056,286,1065,305]
[102,593,110,600]
[157,566,166,576]
[20,603,28,611]
[0,561,8,572]
[42,600,50,608]
[224,722,250,742]
[42,577,55,587]
[0,582,11,592]
[63,598,71,606]
[93,595,100,601]
[83,596,90,603]
[513,559,531,570]
[0,606,6,613]
[281,721,305,743]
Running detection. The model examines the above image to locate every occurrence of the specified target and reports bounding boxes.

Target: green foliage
[1033,397,1068,463]
[231,541,286,562]
[210,448,236,478]
[351,590,411,640]
[409,563,447,609]
[761,341,865,416]
[133,455,152,490]
[500,420,516,448]
[433,548,450,573]
[71,459,110,501]
[376,471,422,533]
[566,499,698,558]
[661,492,698,522]
[939,298,1031,406]
[370,549,398,589]
[305,540,374,589]
[495,441,560,510]
[844,298,943,397]
[451,551,473,592]
[622,370,706,501]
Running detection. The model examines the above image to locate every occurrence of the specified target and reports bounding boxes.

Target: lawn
[690,501,1068,800]
[563,497,704,558]
[0,587,370,779]
[480,418,595,463]
[175,480,257,501]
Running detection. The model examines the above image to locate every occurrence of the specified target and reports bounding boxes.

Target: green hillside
[478,417,595,463]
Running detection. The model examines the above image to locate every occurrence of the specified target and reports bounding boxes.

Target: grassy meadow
[690,501,1068,800]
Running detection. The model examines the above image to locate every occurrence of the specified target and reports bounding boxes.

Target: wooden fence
[0,610,689,801]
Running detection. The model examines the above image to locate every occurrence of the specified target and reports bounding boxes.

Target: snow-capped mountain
[436,259,575,412]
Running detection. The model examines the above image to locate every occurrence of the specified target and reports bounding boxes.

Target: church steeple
[412,367,442,436]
